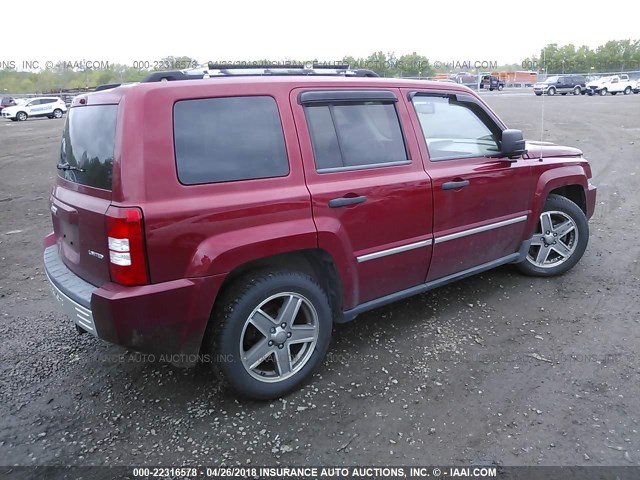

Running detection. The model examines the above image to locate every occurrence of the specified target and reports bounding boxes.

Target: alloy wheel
[526,210,578,268]
[240,292,319,383]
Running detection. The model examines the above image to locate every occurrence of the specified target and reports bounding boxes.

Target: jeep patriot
[44,65,597,399]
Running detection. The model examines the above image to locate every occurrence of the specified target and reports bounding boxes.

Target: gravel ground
[0,93,639,471]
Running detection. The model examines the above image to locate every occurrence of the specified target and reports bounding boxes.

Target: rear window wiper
[56,162,85,173]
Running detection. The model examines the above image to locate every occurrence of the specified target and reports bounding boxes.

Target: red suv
[44,65,597,399]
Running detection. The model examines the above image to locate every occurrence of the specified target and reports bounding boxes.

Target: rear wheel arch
[212,249,344,325]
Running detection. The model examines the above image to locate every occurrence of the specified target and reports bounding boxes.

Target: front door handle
[328,196,368,208]
[442,180,470,190]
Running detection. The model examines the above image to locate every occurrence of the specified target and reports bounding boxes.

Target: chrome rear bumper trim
[46,270,97,335]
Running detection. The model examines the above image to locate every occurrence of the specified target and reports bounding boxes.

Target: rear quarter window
[173,96,289,185]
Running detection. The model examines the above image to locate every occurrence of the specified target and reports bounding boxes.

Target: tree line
[1,39,639,94]
[523,40,640,74]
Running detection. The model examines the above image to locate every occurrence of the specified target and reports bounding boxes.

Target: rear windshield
[58,105,117,190]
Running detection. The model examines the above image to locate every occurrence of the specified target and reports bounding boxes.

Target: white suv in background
[1,97,67,121]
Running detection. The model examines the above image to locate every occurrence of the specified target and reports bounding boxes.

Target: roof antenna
[539,49,546,161]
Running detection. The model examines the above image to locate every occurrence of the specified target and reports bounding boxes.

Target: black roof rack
[207,62,352,70]
[141,63,379,83]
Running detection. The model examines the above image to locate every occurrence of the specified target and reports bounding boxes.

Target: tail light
[105,206,149,286]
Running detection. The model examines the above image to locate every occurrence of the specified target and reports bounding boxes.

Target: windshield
[544,76,560,83]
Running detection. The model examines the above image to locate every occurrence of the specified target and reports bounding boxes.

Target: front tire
[206,270,332,399]
[16,111,27,121]
[599,88,608,96]
[547,87,556,96]
[516,195,589,277]
[573,86,581,95]
[53,108,63,118]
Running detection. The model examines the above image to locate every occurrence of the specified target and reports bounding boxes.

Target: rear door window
[173,96,289,185]
[59,105,117,190]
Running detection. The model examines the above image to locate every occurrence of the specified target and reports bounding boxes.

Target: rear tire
[206,270,332,399]
[599,88,608,96]
[623,87,632,95]
[497,84,504,91]
[515,194,589,277]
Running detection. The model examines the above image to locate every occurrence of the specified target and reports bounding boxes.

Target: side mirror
[500,129,527,159]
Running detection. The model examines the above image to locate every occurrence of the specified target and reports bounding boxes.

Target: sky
[6,0,639,67]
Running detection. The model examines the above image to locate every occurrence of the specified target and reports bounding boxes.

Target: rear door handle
[328,196,368,208]
[442,180,470,190]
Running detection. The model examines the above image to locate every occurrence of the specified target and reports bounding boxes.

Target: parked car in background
[634,79,640,94]
[585,76,609,95]
[586,74,635,96]
[43,66,597,399]
[480,74,504,91]
[533,75,586,96]
[453,72,478,84]
[0,96,17,113]
[1,97,67,121]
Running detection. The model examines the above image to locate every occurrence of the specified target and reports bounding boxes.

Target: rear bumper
[45,247,97,334]
[44,244,223,357]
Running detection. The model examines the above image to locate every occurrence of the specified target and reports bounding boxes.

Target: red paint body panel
[525,141,583,159]
[50,187,111,286]
[91,275,223,355]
